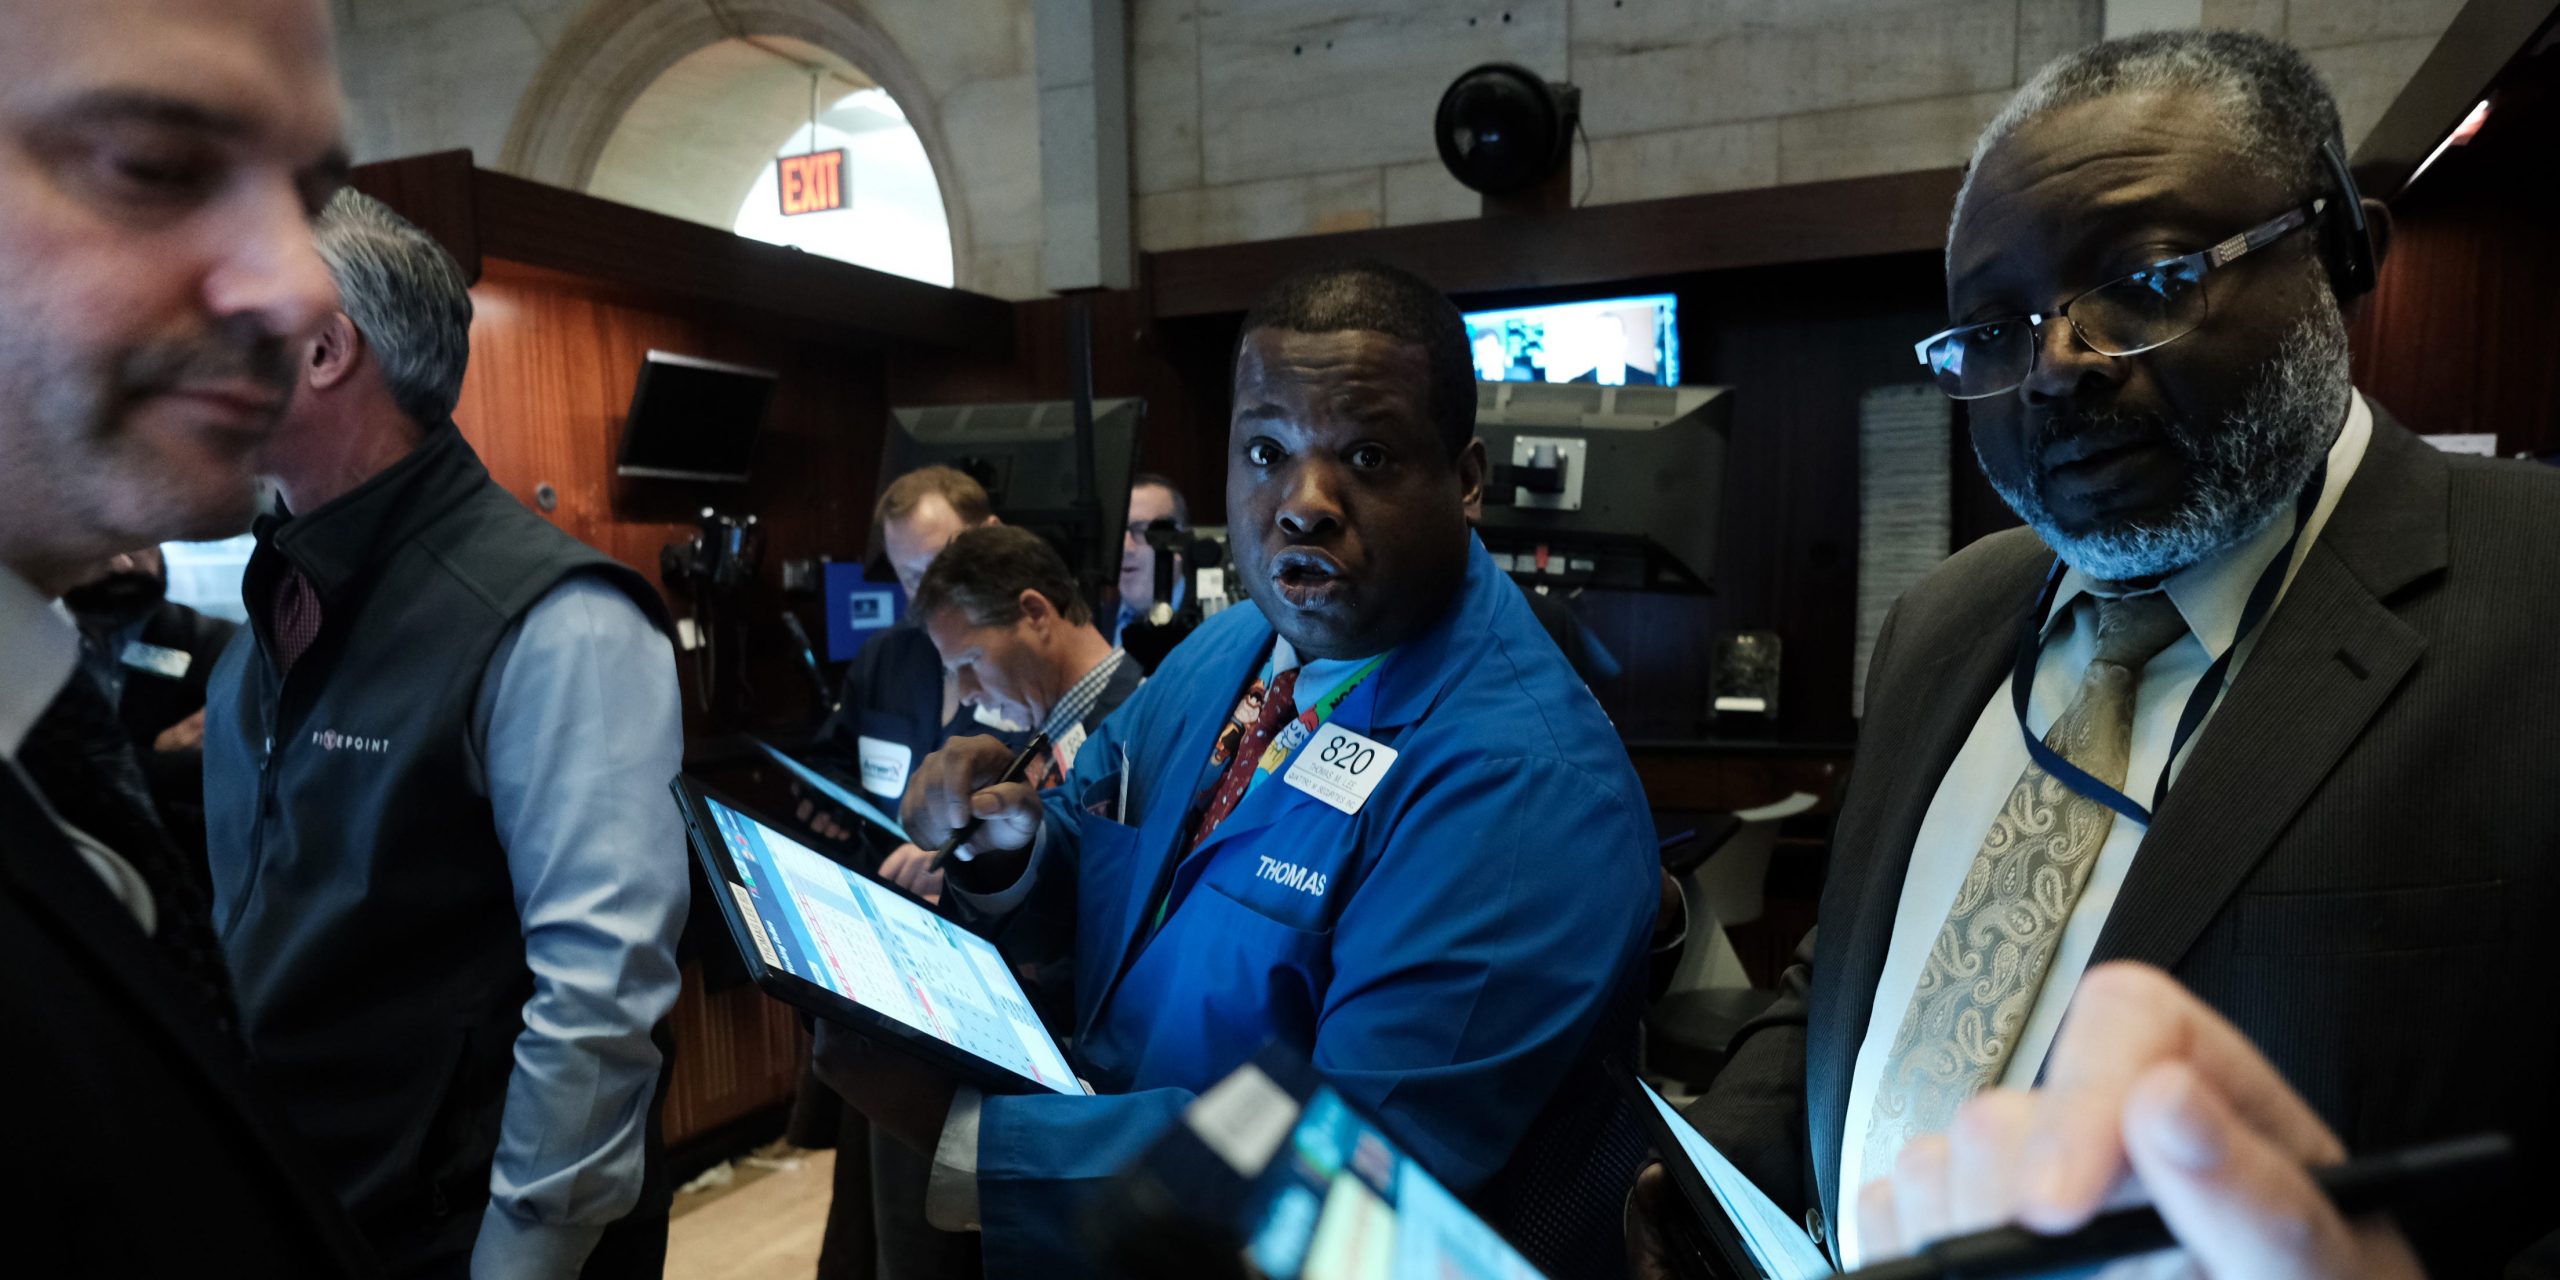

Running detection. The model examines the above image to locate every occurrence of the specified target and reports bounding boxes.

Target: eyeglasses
[1914,200,2325,401]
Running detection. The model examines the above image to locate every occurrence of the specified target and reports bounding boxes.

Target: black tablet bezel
[1622,1065,1785,1280]
[673,775,1082,1098]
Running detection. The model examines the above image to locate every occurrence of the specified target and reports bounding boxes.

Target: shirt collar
[1039,647,1128,740]
[0,564,79,760]
[2048,390,2374,656]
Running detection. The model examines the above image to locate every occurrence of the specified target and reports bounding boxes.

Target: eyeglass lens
[1924,256,2211,399]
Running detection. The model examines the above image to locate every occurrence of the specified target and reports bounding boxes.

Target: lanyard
[1251,653,1389,784]
[2011,461,2325,827]
[1146,652,1392,936]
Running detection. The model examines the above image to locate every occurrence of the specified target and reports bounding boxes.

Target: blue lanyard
[2010,461,2326,827]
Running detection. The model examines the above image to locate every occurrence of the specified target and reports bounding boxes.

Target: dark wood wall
[2348,40,2560,457]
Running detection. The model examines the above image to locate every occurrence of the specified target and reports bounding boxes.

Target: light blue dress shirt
[464,575,689,1279]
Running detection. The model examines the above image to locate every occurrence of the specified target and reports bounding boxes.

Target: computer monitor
[879,397,1146,594]
[1471,381,1731,592]
[615,350,779,483]
[1463,294,1679,387]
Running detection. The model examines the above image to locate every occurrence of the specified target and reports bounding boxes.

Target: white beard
[1982,293,2355,583]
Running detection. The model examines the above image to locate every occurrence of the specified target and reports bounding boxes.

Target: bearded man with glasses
[1630,30,2560,1280]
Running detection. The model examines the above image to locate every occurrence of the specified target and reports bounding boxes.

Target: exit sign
[776,149,847,216]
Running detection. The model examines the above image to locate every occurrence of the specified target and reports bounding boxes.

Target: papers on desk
[752,739,912,845]
[1640,1082,1836,1280]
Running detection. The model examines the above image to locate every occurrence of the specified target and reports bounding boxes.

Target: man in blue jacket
[818,262,1658,1278]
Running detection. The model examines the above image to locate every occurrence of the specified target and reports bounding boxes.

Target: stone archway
[499,0,976,289]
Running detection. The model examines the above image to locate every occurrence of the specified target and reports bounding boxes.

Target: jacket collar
[255,419,490,602]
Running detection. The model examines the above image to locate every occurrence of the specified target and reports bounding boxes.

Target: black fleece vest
[203,423,668,1243]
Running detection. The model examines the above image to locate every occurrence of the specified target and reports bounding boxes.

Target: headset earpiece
[2317,137,2378,301]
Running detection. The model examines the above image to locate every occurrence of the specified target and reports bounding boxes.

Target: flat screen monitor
[616,350,779,483]
[1471,381,1731,592]
[880,397,1145,592]
[1463,294,1679,388]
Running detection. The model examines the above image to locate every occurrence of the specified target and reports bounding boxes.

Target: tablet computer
[1088,1048,1550,1280]
[1623,1070,1833,1280]
[673,776,1085,1097]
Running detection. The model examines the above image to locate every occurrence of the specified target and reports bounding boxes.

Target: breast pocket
[2233,880,2508,956]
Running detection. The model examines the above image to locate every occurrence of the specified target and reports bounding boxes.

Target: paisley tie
[1864,590,2189,1174]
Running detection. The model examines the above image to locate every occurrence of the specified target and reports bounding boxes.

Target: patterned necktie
[18,665,241,1040]
[1864,590,2188,1173]
[271,567,322,673]
[1188,667,1301,852]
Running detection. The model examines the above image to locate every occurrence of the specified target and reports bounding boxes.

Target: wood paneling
[660,961,810,1146]
[456,258,889,736]
[1144,168,1967,319]
[2349,42,2560,456]
[355,152,1013,353]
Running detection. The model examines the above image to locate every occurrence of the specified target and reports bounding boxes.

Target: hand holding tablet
[674,778,1086,1099]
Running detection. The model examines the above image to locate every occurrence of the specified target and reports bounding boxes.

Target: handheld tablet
[673,776,1085,1097]
[1089,1049,1549,1280]
[1624,1070,1833,1280]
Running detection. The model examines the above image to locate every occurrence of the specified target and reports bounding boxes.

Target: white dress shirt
[1833,393,2375,1267]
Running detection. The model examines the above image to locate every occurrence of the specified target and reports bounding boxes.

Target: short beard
[1981,294,2354,583]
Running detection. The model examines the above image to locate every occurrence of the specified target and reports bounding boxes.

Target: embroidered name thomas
[1255,855,1327,897]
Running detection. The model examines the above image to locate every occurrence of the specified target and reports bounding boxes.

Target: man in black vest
[203,190,689,1280]
[0,1,380,1273]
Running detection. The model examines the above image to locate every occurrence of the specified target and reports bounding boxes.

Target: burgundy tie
[271,568,321,673]
[1188,667,1301,852]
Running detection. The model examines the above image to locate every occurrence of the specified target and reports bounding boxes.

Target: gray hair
[313,189,473,426]
[1953,30,2346,248]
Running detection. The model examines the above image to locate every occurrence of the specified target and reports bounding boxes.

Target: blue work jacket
[953,535,1656,1275]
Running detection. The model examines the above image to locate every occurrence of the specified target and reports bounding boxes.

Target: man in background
[0,0,377,1272]
[1112,472,1189,645]
[800,465,1000,850]
[895,523,1143,902]
[203,189,688,1279]
[793,463,1006,1280]
[62,544,239,879]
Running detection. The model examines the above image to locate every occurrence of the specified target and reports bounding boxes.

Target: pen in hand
[928,731,1052,874]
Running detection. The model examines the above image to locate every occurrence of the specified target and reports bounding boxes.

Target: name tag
[1282,723,1397,815]
[121,642,191,680]
[1053,722,1089,773]
[856,736,911,800]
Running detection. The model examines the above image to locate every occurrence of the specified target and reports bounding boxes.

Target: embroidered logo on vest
[311,729,392,754]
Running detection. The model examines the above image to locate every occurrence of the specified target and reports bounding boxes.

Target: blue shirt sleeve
[466,575,689,1279]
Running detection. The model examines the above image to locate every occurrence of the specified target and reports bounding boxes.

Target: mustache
[106,318,297,415]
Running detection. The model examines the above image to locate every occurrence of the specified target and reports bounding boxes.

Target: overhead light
[2408,98,2493,189]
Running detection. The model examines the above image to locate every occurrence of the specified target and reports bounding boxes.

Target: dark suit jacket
[1694,409,2560,1276]
[0,764,378,1276]
[110,600,238,886]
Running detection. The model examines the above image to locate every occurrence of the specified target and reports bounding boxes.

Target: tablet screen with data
[676,779,1083,1096]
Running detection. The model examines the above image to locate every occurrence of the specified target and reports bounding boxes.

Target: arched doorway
[498,0,974,288]
[587,38,954,285]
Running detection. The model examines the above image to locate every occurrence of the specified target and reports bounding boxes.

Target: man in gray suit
[1634,30,2559,1278]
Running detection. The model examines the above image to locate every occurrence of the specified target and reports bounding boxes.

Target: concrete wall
[328,0,1039,297]
[330,0,2465,295]
[1128,0,2468,252]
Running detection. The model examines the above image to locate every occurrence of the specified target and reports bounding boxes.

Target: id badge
[121,642,192,680]
[856,736,912,800]
[1281,723,1397,815]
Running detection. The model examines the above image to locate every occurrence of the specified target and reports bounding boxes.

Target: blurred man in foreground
[0,0,376,1272]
